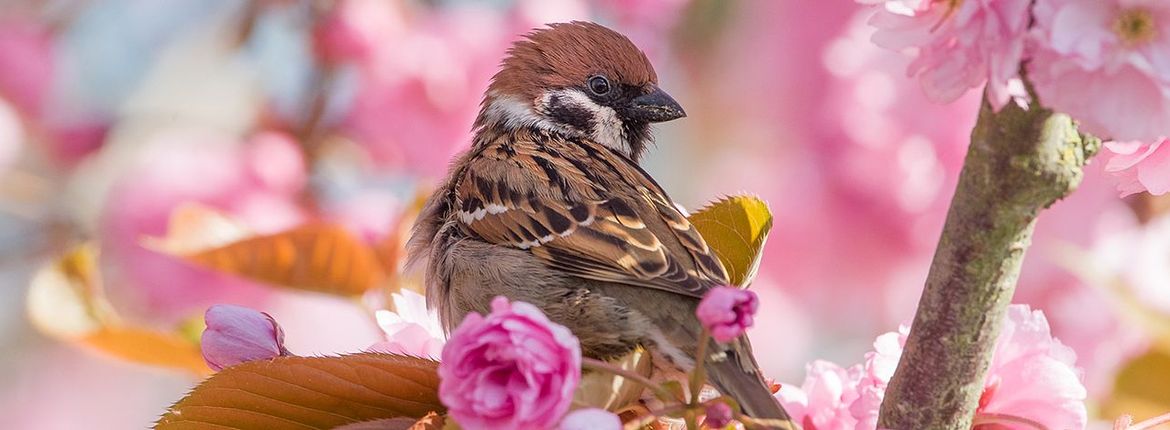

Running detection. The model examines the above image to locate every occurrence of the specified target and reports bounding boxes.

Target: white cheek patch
[553,89,627,153]
[482,93,562,134]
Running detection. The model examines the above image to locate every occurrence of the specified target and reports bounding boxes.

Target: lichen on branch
[877,95,1100,429]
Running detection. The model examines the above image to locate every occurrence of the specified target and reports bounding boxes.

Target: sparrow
[408,21,795,428]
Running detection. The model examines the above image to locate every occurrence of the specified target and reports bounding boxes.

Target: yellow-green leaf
[688,195,774,286]
[574,347,652,412]
[26,243,117,337]
[1101,346,1170,422]
[177,224,387,296]
[27,243,209,374]
[156,353,444,430]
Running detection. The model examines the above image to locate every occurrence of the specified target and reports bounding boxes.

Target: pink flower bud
[439,296,581,430]
[704,402,734,428]
[557,408,621,430]
[696,286,759,343]
[201,304,289,371]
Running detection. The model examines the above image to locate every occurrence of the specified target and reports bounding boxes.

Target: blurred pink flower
[1104,138,1170,196]
[370,290,445,359]
[1028,0,1170,141]
[557,408,622,430]
[696,286,759,343]
[0,18,54,118]
[590,0,689,54]
[337,4,511,178]
[1092,212,1170,315]
[862,0,1031,109]
[1013,161,1149,399]
[704,401,735,428]
[0,99,22,172]
[774,360,862,430]
[42,121,109,167]
[101,129,307,317]
[438,296,581,430]
[312,0,406,64]
[201,304,290,371]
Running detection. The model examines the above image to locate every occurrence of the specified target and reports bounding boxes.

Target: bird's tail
[705,339,798,430]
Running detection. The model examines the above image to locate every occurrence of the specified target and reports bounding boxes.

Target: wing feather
[453,130,728,297]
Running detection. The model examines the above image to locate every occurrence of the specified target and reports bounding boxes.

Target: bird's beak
[626,86,686,123]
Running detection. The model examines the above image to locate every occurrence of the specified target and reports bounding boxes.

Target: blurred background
[0,0,1167,428]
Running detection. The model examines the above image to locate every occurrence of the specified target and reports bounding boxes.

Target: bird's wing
[452,131,728,298]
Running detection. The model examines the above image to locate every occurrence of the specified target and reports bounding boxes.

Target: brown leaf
[83,327,209,375]
[180,224,387,296]
[156,353,445,430]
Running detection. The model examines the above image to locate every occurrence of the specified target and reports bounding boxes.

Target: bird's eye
[587,75,611,96]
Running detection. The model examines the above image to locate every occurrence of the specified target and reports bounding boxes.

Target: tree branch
[877,95,1100,429]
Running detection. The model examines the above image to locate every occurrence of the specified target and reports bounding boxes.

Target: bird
[407,21,795,428]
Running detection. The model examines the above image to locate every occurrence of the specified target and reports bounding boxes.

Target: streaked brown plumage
[408,21,795,428]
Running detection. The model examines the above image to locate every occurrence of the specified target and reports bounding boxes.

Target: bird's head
[475,21,685,161]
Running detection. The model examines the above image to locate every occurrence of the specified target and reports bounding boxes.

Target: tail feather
[705,340,798,430]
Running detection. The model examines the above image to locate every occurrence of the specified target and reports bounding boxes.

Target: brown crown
[485,21,658,103]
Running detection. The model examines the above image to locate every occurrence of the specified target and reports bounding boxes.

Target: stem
[877,94,1099,429]
[688,331,711,405]
[972,412,1049,430]
[581,357,676,403]
[1130,412,1170,430]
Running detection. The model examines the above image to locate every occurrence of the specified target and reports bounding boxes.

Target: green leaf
[688,195,774,286]
[156,353,444,430]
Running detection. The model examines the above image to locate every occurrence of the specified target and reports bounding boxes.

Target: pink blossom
[704,401,735,428]
[978,306,1086,429]
[557,408,622,430]
[779,305,1086,429]
[696,287,759,343]
[201,304,290,371]
[862,0,1031,109]
[1028,0,1170,141]
[438,296,581,430]
[369,290,445,359]
[1104,138,1170,196]
[774,360,863,430]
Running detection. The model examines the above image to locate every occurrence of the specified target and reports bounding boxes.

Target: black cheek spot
[548,93,596,131]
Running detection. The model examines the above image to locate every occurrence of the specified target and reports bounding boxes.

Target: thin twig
[581,357,676,404]
[1130,412,1170,430]
[972,412,1049,430]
